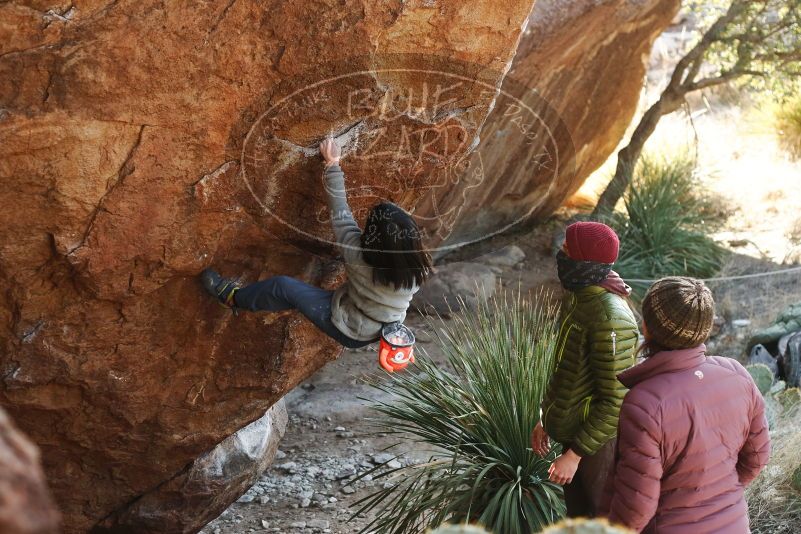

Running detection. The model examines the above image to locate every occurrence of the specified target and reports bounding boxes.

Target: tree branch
[592,0,801,216]
[685,69,764,91]
[673,0,751,89]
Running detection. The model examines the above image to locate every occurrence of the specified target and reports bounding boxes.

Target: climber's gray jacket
[324,164,418,341]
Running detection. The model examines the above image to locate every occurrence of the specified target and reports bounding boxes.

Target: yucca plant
[776,96,801,159]
[352,290,566,534]
[604,151,729,296]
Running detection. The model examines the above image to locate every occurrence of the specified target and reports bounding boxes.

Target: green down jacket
[542,286,639,457]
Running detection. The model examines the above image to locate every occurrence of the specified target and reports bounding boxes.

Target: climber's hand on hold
[320,137,341,167]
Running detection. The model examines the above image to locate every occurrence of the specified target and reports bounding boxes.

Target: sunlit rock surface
[419,0,681,249]
[0,0,535,531]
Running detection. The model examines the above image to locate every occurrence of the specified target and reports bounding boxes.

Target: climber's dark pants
[234,276,373,349]
[563,438,616,518]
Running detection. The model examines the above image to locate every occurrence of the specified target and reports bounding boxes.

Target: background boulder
[418,0,682,249]
[0,0,535,531]
[412,262,498,316]
[749,303,801,350]
[0,407,60,534]
[95,402,287,533]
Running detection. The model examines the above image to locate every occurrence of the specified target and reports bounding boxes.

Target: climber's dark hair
[361,202,432,290]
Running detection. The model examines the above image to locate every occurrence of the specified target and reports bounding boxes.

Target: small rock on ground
[411,262,497,316]
[308,519,330,529]
[476,245,526,267]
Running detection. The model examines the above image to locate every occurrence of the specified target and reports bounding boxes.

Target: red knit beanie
[565,222,620,263]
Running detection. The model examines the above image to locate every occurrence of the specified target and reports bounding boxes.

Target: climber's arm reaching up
[320,138,362,263]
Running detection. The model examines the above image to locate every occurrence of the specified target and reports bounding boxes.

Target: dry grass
[711,258,801,325]
[776,97,801,160]
[788,217,801,247]
[746,411,801,534]
[702,253,801,359]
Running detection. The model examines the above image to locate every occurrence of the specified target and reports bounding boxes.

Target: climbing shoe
[200,268,241,309]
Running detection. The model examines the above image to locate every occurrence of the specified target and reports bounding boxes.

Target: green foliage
[604,152,728,295]
[792,464,801,493]
[753,378,798,429]
[681,0,801,96]
[542,518,634,534]
[776,96,801,158]
[746,359,801,531]
[771,380,788,395]
[354,291,565,534]
[746,414,801,533]
[747,364,776,395]
[777,387,801,412]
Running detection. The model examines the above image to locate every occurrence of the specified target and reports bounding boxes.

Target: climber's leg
[234,275,321,312]
[234,276,371,349]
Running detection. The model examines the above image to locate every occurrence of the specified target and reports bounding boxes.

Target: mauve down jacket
[606,345,770,533]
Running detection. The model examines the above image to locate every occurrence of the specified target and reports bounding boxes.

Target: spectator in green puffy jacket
[531,222,639,518]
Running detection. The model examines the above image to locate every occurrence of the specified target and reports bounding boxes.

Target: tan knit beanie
[642,277,715,350]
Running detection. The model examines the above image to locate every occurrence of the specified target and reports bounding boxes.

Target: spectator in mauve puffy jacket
[605,277,771,534]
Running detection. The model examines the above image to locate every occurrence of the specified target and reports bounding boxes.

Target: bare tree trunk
[592,92,684,217]
[591,0,749,218]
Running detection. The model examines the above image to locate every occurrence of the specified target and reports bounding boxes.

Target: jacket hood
[617,344,707,388]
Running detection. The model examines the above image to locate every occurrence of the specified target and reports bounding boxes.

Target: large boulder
[782,332,801,389]
[95,401,287,533]
[749,302,801,350]
[412,262,498,316]
[0,0,535,531]
[411,245,526,315]
[419,0,682,248]
[0,407,60,534]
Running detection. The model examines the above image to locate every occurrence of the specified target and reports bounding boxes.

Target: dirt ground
[202,22,801,534]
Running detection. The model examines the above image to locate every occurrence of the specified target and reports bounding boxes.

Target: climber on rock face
[201,138,432,350]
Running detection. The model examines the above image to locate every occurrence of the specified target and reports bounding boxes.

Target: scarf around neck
[556,250,613,292]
